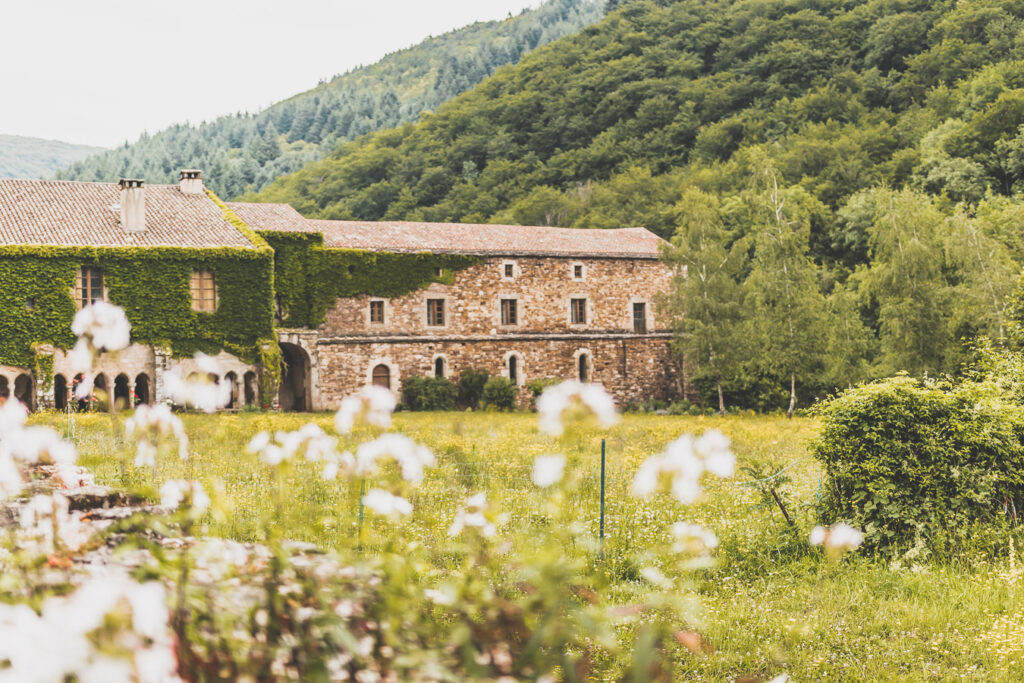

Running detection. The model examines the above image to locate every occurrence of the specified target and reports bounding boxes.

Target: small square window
[633,302,647,333]
[501,298,518,325]
[427,298,445,326]
[574,264,583,279]
[504,263,514,278]
[190,270,218,313]
[571,298,587,325]
[435,267,444,277]
[369,300,385,324]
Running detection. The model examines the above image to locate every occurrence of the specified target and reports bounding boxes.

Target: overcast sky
[0,0,540,148]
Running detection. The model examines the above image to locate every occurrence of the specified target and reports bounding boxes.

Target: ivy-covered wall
[0,245,275,369]
[259,231,483,329]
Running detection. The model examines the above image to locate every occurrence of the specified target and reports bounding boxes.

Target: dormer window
[75,267,104,308]
[190,270,218,312]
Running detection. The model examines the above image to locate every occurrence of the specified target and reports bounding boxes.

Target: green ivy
[259,231,483,328]
[0,196,275,370]
[30,343,54,394]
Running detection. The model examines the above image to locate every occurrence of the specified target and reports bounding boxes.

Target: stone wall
[319,256,673,337]
[313,334,680,408]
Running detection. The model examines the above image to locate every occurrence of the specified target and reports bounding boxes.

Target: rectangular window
[633,302,647,333]
[504,263,514,278]
[369,300,385,324]
[75,267,104,308]
[501,298,518,325]
[427,298,445,326]
[573,264,584,280]
[571,298,587,325]
[190,270,218,312]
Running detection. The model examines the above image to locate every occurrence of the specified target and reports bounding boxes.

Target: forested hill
[250,0,1024,408]
[55,0,602,198]
[0,135,103,179]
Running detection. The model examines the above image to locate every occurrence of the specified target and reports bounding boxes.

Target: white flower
[163,357,230,413]
[19,493,93,552]
[532,454,566,488]
[355,433,435,483]
[536,380,618,436]
[71,301,131,352]
[362,489,412,518]
[810,523,864,558]
[448,492,496,537]
[0,456,24,501]
[125,403,188,465]
[0,397,28,432]
[4,425,77,466]
[335,386,397,434]
[631,430,735,505]
[671,522,719,554]
[160,480,210,514]
[67,339,93,374]
[694,429,735,477]
[74,372,95,401]
[248,427,343,470]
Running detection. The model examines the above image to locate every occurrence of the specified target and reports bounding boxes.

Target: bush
[401,376,457,411]
[456,368,490,409]
[481,376,517,410]
[812,375,1024,555]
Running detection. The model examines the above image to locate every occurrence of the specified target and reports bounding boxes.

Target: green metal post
[600,438,606,544]
[357,478,365,552]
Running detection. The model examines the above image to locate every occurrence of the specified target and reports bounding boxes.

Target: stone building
[0,171,677,412]
[229,203,679,409]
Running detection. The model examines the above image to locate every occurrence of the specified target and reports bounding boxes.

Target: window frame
[570,297,588,325]
[500,298,518,326]
[632,301,647,333]
[426,298,446,327]
[75,266,105,309]
[571,262,585,281]
[501,259,517,281]
[190,270,218,313]
[369,300,385,325]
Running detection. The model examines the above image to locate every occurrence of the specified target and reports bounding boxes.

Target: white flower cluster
[362,489,412,518]
[448,493,496,538]
[18,493,94,553]
[810,523,864,558]
[355,433,436,484]
[532,454,566,488]
[247,424,355,481]
[0,399,79,503]
[125,404,189,467]
[159,480,210,515]
[335,386,396,434]
[671,522,719,555]
[631,429,736,504]
[68,302,132,400]
[163,353,231,413]
[0,576,178,682]
[536,380,618,437]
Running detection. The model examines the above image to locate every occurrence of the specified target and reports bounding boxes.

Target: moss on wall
[259,231,483,329]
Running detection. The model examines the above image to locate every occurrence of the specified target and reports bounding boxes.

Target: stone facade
[289,256,679,409]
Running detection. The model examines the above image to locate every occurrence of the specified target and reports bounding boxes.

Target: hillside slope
[0,135,103,179]
[250,0,1024,245]
[56,0,602,197]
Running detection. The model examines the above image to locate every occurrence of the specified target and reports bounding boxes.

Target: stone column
[153,346,172,404]
[32,344,55,411]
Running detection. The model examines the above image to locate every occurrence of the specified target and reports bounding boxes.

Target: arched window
[0,376,9,400]
[113,374,131,410]
[244,371,257,406]
[225,371,239,409]
[93,374,109,411]
[372,364,391,389]
[134,374,151,406]
[578,353,589,383]
[14,374,33,411]
[54,374,68,411]
[508,355,518,385]
[434,357,445,378]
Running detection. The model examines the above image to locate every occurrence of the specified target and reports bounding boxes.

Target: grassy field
[34,410,1024,681]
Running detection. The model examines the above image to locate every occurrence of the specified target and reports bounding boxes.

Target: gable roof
[228,202,664,259]
[0,179,256,249]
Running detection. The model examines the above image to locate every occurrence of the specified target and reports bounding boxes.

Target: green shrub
[481,377,517,411]
[456,368,490,409]
[401,376,457,411]
[812,375,1024,555]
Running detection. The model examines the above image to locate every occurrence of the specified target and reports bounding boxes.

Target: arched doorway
[224,372,239,409]
[244,371,257,407]
[134,374,150,406]
[14,374,34,411]
[54,374,68,411]
[93,373,109,411]
[279,342,311,412]
[0,376,9,402]
[372,364,391,390]
[113,373,131,410]
[73,373,88,411]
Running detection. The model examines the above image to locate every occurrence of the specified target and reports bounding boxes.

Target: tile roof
[230,202,664,259]
[0,179,256,249]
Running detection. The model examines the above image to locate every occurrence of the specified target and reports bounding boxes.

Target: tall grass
[34,410,1024,681]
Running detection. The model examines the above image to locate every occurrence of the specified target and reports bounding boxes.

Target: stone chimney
[179,169,204,195]
[118,178,145,233]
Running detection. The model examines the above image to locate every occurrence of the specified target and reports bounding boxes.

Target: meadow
[34,410,1024,681]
